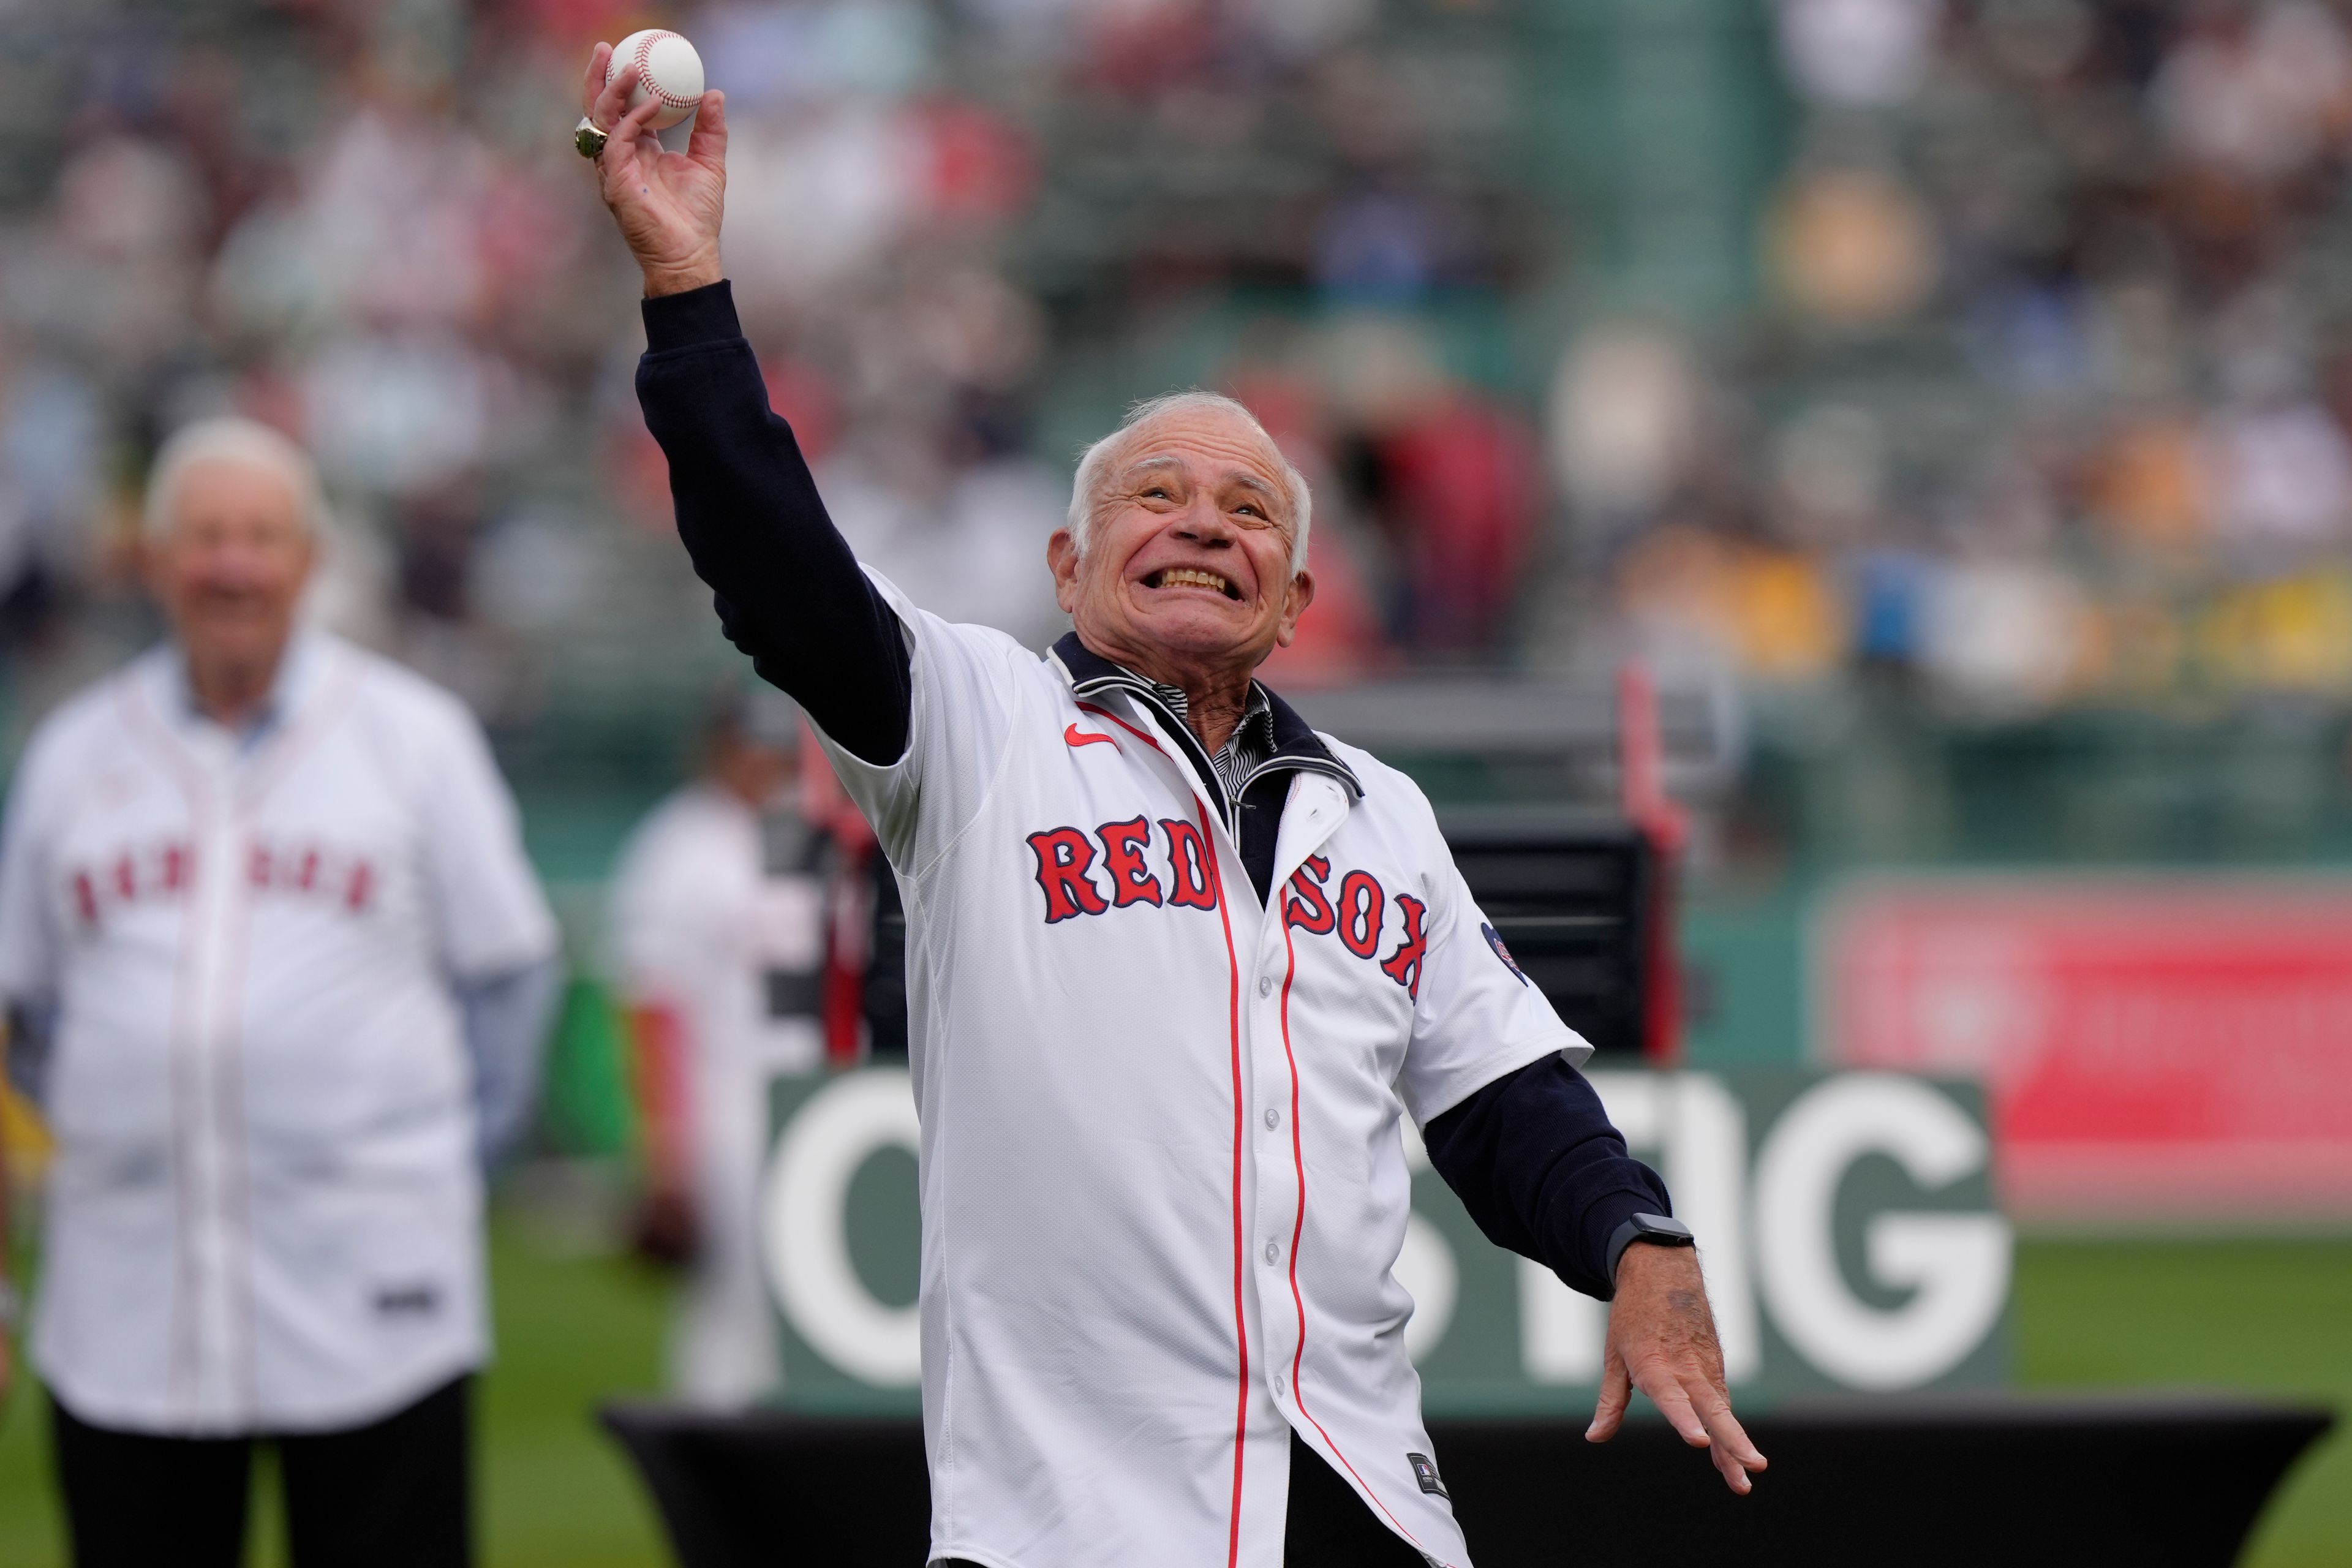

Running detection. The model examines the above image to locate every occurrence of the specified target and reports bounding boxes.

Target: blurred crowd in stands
[6,0,2352,768]
[1693,0,2352,718]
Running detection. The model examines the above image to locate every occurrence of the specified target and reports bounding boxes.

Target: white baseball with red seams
[821,568,1591,1568]
[608,29,704,132]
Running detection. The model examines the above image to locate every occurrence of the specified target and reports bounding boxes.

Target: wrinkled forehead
[167,455,309,530]
[1107,409,1293,517]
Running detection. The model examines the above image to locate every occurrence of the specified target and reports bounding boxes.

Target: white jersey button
[1264,1107,1280,1130]
[1257,975,1273,998]
[1263,1240,1280,1265]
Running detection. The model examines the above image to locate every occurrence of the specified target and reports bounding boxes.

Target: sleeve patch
[1480,922,1529,986]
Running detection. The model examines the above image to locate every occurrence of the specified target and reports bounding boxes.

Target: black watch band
[1607,1213,1696,1283]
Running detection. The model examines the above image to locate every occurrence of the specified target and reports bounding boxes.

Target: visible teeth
[1161,568,1232,594]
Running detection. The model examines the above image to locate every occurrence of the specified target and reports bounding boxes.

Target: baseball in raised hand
[581,40,727,298]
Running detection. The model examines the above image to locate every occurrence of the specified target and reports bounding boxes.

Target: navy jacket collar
[1049,631,1362,801]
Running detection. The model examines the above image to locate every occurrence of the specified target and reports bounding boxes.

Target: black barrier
[601,1398,2331,1567]
[1439,812,1657,1060]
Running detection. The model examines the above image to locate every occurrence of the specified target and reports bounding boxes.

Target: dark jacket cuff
[641,279,742,355]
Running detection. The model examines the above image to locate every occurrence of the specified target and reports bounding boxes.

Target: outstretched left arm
[1423,1055,1767,1494]
[1589,1238,1767,1493]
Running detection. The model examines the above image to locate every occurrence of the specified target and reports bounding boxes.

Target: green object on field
[540,978,637,1161]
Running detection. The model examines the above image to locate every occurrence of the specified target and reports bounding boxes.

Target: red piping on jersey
[1081,695,1257,1565]
[1199,794,1251,1568]
[1276,911,1441,1564]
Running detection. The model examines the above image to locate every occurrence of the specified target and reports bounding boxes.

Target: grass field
[0,1229,2341,1566]
[2016,1238,2351,1568]
[0,1213,679,1568]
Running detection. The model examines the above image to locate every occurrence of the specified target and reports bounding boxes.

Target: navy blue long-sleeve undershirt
[635,280,1672,1300]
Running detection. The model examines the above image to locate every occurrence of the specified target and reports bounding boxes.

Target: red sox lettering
[1287,853,1428,1000]
[65,835,379,930]
[69,839,192,924]
[1025,828,1428,998]
[1099,817,1162,908]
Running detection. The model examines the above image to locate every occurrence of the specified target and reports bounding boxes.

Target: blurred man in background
[0,418,559,1568]
[608,683,829,1407]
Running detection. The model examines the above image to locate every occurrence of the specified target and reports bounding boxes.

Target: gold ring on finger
[573,116,609,160]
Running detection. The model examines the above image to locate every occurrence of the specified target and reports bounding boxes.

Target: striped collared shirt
[1143,679,1278,804]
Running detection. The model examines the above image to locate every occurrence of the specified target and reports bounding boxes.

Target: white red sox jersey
[0,632,557,1434]
[824,571,1589,1568]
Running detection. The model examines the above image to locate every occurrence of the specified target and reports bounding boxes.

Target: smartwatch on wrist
[1607,1213,1695,1283]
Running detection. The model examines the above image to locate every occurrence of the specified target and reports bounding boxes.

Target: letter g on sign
[1754,1074,2011,1392]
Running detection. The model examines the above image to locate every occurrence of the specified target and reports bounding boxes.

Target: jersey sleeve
[810,565,1030,876]
[418,699,560,981]
[1393,796,1591,1129]
[0,723,62,1009]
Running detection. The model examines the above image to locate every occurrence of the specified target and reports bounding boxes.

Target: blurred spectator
[2201,391,2352,567]
[8,0,2352,872]
[1325,317,1539,657]
[1548,323,1705,545]
[0,344,103,656]
[1768,161,1941,328]
[1919,552,2090,714]
[2150,0,2352,183]
[0,418,559,1566]
[607,685,829,1408]
[1776,0,1945,107]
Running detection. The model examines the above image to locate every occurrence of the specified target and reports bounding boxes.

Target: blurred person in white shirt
[607,684,830,1407]
[0,417,560,1568]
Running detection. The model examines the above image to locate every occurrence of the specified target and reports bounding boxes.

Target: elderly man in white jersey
[0,418,560,1568]
[581,53,1764,1568]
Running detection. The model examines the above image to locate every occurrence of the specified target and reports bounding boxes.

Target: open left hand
[579,42,728,298]
[1586,1242,1768,1494]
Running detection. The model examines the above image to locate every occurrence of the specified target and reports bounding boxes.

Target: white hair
[1067,391,1313,572]
[143,417,323,540]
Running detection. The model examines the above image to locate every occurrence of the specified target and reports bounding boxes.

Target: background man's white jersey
[608,783,826,1404]
[822,570,1588,1568]
[0,632,557,1434]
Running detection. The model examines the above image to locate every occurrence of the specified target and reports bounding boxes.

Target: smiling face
[1047,404,1314,688]
[148,456,315,679]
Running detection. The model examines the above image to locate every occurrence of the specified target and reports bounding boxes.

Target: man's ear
[1272,567,1316,649]
[1047,528,1080,616]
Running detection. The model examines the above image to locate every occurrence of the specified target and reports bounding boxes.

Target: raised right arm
[584,42,910,766]
[635,285,911,764]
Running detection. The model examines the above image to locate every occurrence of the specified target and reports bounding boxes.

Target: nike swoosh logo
[1065,723,1117,750]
